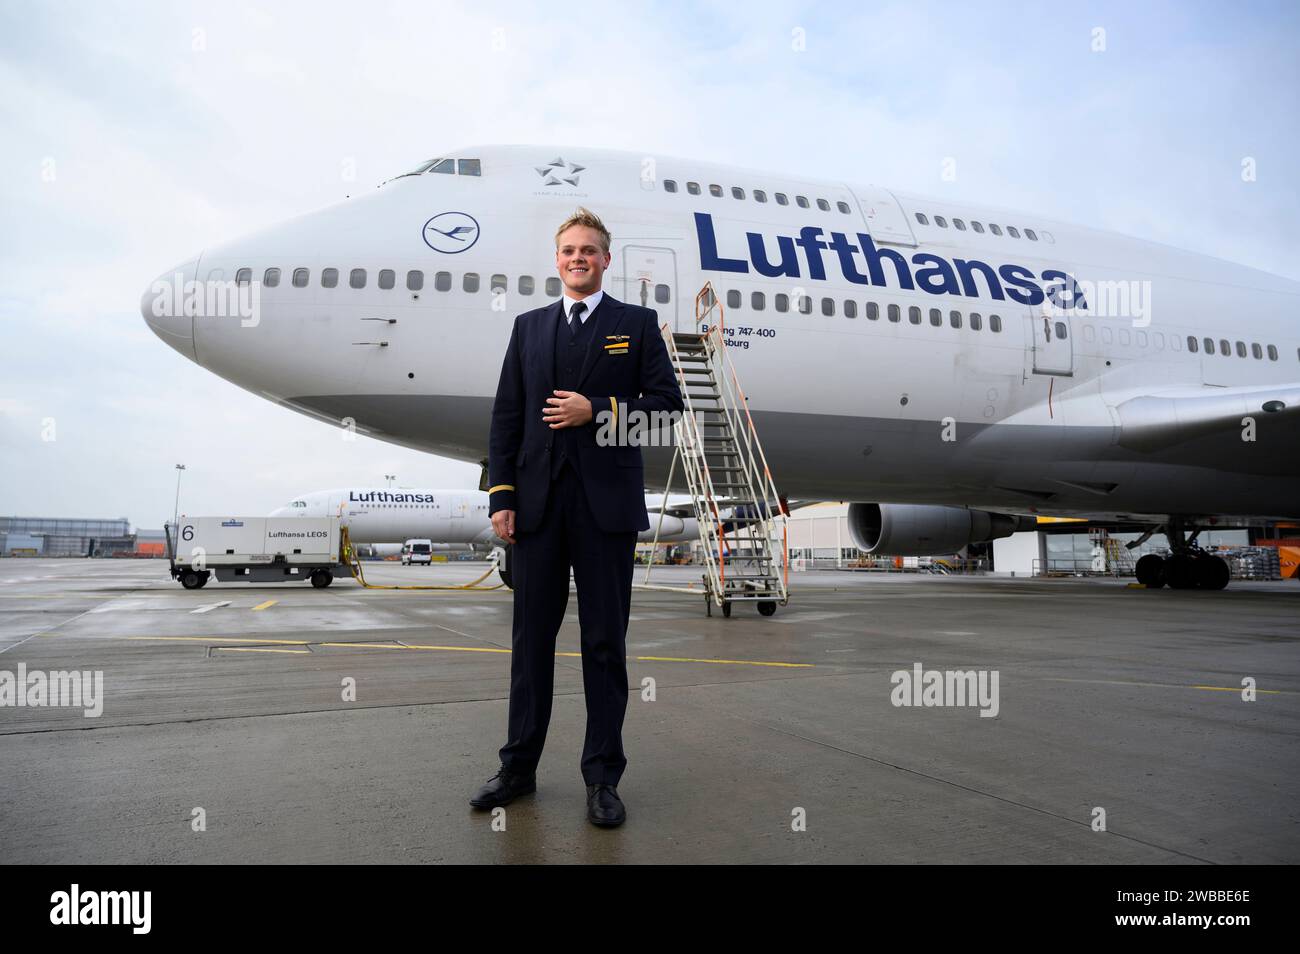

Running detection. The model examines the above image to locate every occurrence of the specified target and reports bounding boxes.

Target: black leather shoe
[586,783,626,827]
[469,764,536,809]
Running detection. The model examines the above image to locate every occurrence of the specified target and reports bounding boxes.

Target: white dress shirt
[561,288,603,325]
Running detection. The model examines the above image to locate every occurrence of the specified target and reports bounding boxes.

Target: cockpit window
[291,500,307,508]
[458,158,481,176]
[395,156,481,181]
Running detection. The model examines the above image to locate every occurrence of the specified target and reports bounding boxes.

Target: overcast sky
[2,0,1297,529]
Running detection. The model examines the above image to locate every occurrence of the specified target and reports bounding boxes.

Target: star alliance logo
[535,156,585,187]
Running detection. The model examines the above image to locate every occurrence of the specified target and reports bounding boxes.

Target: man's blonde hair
[555,206,611,253]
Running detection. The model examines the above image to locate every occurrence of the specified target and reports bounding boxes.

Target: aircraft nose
[140,256,200,361]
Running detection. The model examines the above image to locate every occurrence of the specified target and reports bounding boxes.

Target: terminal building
[1,516,140,557]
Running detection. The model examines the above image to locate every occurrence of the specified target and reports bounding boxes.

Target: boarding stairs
[638,283,790,617]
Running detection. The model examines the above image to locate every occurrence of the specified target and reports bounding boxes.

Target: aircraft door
[620,246,680,331]
[1027,309,1074,376]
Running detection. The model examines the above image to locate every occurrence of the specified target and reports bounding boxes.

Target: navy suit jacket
[487,293,684,534]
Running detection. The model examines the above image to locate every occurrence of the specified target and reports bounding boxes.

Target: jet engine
[847,503,1035,557]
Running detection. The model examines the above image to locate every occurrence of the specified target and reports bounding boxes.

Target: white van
[402,539,433,566]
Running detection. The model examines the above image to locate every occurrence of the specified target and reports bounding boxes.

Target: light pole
[172,464,186,536]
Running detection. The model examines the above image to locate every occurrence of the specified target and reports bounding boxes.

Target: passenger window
[545,277,561,296]
[949,310,962,329]
[1267,344,1277,361]
[775,293,789,313]
[292,268,309,288]
[751,291,765,311]
[822,297,835,316]
[1136,331,1148,347]
[1056,322,1068,340]
[731,186,745,200]
[457,158,481,176]
[953,219,967,231]
[909,306,921,325]
[929,308,942,327]
[970,313,982,331]
[490,274,507,293]
[1204,338,1214,354]
[709,184,722,197]
[1252,342,1263,359]
[517,275,534,295]
[888,303,900,322]
[655,284,670,304]
[916,213,929,225]
[263,267,280,287]
[1102,327,1113,344]
[687,182,701,195]
[990,224,1003,236]
[1187,336,1198,352]
[1083,324,1095,342]
[727,289,741,309]
[321,268,338,288]
[817,198,830,211]
[796,196,810,208]
[971,221,985,234]
[349,268,366,289]
[1219,338,1230,355]
[435,271,452,292]
[463,273,480,293]
[236,267,252,285]
[1007,226,1021,238]
[990,314,1002,332]
[866,301,879,320]
[664,179,677,193]
[935,216,948,228]
[798,294,812,315]
[1026,229,1038,241]
[407,270,424,291]
[775,193,789,206]
[379,269,395,290]
[754,190,767,203]
[837,201,851,214]
[1235,340,1247,358]
[844,300,857,318]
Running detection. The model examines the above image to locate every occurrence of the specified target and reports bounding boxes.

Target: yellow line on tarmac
[1046,677,1285,695]
[122,636,310,645]
[215,647,310,654]
[635,654,814,668]
[323,641,511,655]
[114,636,811,668]
[251,600,278,611]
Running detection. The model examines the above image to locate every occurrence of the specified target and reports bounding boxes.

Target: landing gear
[1135,554,1165,588]
[309,569,333,588]
[1133,517,1230,591]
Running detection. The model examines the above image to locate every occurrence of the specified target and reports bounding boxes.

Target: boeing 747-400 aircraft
[144,146,1300,589]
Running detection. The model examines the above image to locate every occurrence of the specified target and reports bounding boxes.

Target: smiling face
[555,224,611,298]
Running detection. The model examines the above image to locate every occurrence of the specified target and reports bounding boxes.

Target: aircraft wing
[1114,382,1300,452]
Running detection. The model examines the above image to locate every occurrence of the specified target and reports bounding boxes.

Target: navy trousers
[499,461,637,786]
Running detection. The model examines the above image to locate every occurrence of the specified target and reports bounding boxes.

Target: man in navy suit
[470,207,684,827]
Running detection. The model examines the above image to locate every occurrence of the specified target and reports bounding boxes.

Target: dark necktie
[568,301,586,337]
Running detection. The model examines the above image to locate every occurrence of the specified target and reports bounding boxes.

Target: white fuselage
[144,145,1300,521]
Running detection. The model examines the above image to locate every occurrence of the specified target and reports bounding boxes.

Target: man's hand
[543,390,593,428]
[492,509,516,545]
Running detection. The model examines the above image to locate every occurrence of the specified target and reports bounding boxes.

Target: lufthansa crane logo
[422,211,481,254]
